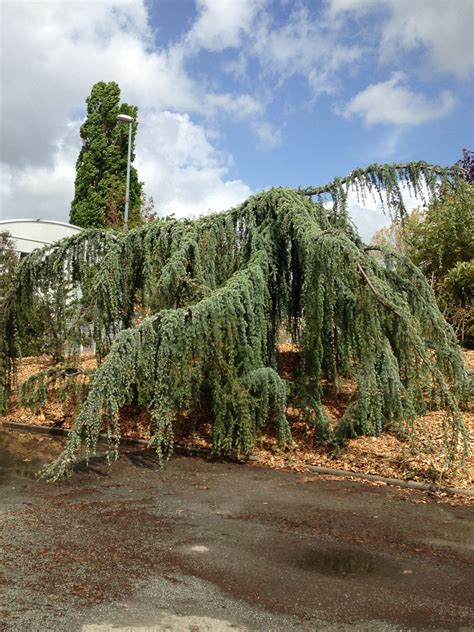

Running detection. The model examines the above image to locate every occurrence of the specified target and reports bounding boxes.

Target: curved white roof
[0,218,81,229]
[0,218,82,254]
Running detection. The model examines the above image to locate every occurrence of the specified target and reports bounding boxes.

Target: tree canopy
[0,161,470,481]
[372,179,474,346]
[69,81,143,229]
[0,232,17,300]
[408,181,474,281]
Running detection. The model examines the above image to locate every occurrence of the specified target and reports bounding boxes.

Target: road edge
[3,419,473,498]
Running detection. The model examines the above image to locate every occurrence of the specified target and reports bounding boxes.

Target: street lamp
[117,113,134,231]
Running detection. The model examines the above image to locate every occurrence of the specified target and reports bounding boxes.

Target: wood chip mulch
[1,348,472,492]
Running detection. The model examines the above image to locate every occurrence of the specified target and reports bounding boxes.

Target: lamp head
[117,114,134,124]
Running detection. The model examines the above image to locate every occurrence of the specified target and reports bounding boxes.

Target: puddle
[0,429,65,481]
[0,429,156,482]
[82,614,245,631]
[298,547,389,576]
[190,544,210,553]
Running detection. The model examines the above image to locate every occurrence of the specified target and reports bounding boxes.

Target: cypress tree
[69,81,143,229]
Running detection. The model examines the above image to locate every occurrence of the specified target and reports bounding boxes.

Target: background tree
[0,232,17,299]
[407,181,474,346]
[370,207,422,256]
[0,232,79,359]
[69,81,143,229]
[407,182,473,280]
[371,155,474,347]
[140,192,157,223]
[456,148,474,183]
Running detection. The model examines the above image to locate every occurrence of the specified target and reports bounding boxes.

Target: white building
[0,218,81,255]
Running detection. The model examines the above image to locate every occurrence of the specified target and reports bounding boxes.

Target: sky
[0,0,473,241]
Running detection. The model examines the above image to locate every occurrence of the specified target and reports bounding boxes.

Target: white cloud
[328,0,474,78]
[349,203,391,243]
[205,93,264,120]
[252,121,282,149]
[347,183,428,242]
[0,122,81,221]
[322,178,430,242]
[186,0,266,52]
[341,72,456,126]
[0,0,198,168]
[0,0,257,222]
[1,0,470,225]
[136,111,251,218]
[380,0,474,78]
[252,5,363,95]
[0,110,252,222]
[222,53,248,79]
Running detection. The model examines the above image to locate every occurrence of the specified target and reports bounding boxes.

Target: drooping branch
[301,161,461,220]
[19,366,95,412]
[0,162,469,480]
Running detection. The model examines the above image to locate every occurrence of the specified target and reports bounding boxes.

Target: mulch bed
[1,348,472,490]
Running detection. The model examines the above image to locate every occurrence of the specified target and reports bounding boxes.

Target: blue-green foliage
[0,162,469,480]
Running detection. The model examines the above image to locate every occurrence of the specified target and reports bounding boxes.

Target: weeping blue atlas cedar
[0,162,470,481]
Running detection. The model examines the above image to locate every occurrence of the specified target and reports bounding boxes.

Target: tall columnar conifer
[69,81,143,228]
[0,162,470,481]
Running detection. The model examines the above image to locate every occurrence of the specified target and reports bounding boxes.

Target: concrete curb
[3,419,473,498]
[251,458,474,498]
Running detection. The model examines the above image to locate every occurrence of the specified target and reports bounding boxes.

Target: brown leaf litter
[1,348,472,493]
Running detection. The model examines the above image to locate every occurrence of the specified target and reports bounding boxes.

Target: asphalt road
[0,429,473,631]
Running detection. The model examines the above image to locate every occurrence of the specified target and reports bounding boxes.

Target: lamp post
[117,113,134,231]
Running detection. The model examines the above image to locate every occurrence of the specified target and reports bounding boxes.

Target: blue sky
[1,0,473,239]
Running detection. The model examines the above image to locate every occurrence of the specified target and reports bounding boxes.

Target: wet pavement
[0,428,473,631]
